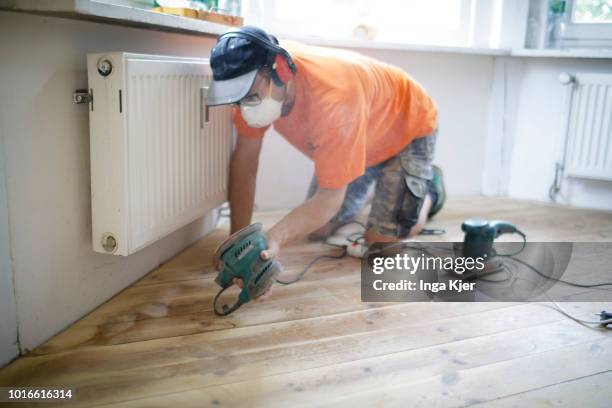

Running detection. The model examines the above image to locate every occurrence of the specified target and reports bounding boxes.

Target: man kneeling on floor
[207,26,445,297]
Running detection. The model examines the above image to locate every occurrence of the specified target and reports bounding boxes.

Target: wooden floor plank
[470,370,612,408]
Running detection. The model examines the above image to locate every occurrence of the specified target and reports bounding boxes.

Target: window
[563,0,612,46]
[572,0,612,23]
[256,0,477,47]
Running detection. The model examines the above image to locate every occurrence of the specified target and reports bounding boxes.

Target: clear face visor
[239,76,274,107]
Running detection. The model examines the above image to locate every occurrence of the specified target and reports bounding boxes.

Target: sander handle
[489,220,518,238]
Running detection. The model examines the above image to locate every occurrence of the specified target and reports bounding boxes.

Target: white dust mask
[240,81,283,128]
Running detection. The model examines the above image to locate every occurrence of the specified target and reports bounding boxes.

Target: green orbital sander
[213,223,282,316]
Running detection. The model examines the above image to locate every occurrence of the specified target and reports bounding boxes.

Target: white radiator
[563,73,612,181]
[87,52,232,256]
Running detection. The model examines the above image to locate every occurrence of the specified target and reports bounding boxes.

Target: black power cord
[504,254,612,289]
[276,225,446,286]
[486,233,612,328]
[275,243,348,285]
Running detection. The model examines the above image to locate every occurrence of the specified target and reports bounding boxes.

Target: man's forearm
[228,154,258,234]
[266,187,345,249]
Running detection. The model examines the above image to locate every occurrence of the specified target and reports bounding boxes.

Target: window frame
[562,0,612,45]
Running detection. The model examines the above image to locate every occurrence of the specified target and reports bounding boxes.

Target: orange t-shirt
[232,41,438,189]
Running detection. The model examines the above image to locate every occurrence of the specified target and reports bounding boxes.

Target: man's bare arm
[262,186,346,259]
[229,135,263,234]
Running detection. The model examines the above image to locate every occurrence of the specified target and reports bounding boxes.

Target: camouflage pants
[307,130,437,238]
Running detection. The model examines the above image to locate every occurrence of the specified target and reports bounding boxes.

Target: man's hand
[231,247,276,301]
[260,238,280,261]
[308,219,346,241]
[214,237,278,301]
[213,255,222,271]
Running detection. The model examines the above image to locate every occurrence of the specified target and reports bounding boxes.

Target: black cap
[207,26,276,106]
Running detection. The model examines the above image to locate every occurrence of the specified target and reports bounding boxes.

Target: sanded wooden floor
[1,197,612,407]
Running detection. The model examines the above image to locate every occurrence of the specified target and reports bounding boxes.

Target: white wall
[0,128,19,367]
[255,49,496,210]
[482,57,526,196]
[498,58,612,210]
[0,11,220,357]
[255,132,313,211]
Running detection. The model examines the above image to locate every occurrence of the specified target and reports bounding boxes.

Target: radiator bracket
[73,89,93,105]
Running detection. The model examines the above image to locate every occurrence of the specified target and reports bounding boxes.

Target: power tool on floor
[213,223,282,316]
[450,219,526,279]
[461,219,525,259]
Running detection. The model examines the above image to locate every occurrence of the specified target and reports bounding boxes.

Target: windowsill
[285,36,612,59]
[0,0,230,36]
[511,48,612,59]
[283,35,510,57]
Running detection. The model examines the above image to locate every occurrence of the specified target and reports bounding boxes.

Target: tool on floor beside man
[460,219,525,259]
[447,219,526,280]
[212,223,282,316]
